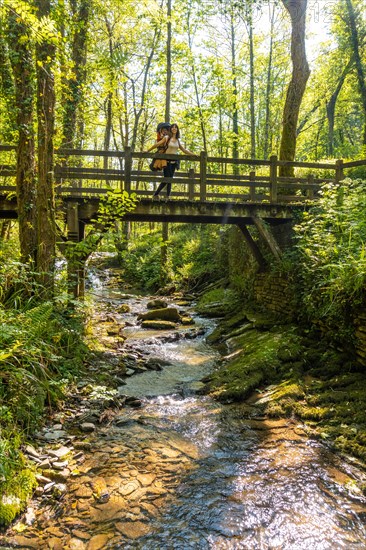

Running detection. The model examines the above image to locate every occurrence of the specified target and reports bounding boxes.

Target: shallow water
[4,273,366,549]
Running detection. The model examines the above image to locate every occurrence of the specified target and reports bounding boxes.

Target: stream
[3,269,366,549]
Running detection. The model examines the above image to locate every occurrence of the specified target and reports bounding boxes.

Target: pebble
[80,423,96,433]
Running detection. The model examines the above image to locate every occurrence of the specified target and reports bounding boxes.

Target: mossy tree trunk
[279,0,310,177]
[7,13,37,264]
[344,0,366,146]
[35,0,57,296]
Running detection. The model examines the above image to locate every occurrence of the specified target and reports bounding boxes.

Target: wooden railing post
[335,159,344,185]
[249,171,256,201]
[200,150,207,201]
[269,155,278,203]
[124,146,132,193]
[188,168,195,200]
[307,174,314,199]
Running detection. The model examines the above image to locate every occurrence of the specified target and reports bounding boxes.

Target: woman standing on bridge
[148,123,197,200]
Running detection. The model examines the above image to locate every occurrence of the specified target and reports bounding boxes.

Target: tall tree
[35,0,57,294]
[165,0,172,122]
[279,0,310,176]
[7,11,37,263]
[326,58,354,156]
[344,0,366,145]
[61,0,90,148]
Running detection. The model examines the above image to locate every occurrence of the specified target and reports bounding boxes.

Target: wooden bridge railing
[0,145,364,204]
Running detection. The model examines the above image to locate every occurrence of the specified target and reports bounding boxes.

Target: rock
[51,460,69,470]
[35,474,52,485]
[12,535,43,548]
[137,473,156,486]
[48,446,72,459]
[116,303,130,313]
[146,299,168,309]
[86,534,112,550]
[52,483,67,498]
[47,538,64,550]
[119,479,140,496]
[145,357,170,370]
[138,307,180,322]
[80,423,96,433]
[115,521,152,539]
[43,430,67,441]
[181,316,194,325]
[24,445,43,459]
[141,320,177,330]
[69,538,86,550]
[90,478,110,503]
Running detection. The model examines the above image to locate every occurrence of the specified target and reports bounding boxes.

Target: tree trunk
[326,59,353,156]
[61,0,90,148]
[263,6,275,159]
[7,13,37,264]
[35,0,57,295]
[0,29,16,140]
[344,0,366,145]
[230,13,239,173]
[187,5,207,151]
[165,0,172,122]
[248,15,256,159]
[279,0,310,176]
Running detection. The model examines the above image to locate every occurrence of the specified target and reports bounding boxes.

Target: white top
[165,138,180,155]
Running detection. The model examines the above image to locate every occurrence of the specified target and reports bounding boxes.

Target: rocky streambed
[1,271,366,549]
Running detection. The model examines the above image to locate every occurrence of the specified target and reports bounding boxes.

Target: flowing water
[3,270,366,549]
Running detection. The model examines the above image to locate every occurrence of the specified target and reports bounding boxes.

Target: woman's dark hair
[170,123,180,138]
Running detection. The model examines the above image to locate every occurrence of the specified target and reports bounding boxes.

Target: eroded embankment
[199,304,366,478]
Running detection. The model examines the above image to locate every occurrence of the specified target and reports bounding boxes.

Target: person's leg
[166,163,176,198]
[153,181,167,197]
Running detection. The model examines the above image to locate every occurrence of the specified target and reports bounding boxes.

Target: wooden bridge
[1,145,365,267]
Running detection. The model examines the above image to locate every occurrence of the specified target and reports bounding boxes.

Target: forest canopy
[0,0,365,161]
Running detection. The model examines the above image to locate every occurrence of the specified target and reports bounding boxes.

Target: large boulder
[141,320,177,330]
[138,307,180,322]
[146,299,168,309]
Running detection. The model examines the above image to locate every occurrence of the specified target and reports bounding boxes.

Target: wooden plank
[124,146,132,193]
[200,151,207,201]
[238,223,266,270]
[252,215,282,260]
[277,160,337,169]
[56,149,125,158]
[342,159,366,168]
[249,171,256,201]
[208,156,272,166]
[269,155,278,203]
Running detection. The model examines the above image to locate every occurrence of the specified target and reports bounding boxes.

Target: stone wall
[253,272,296,320]
[254,272,366,368]
[354,312,366,367]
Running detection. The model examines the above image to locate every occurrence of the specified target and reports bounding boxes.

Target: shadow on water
[87,275,366,549]
[4,266,365,549]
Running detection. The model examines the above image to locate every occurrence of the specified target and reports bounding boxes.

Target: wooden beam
[67,201,80,242]
[252,215,282,260]
[237,223,266,270]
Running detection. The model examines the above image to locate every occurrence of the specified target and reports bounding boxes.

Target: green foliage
[65,190,138,265]
[0,301,86,432]
[292,178,366,340]
[120,229,163,291]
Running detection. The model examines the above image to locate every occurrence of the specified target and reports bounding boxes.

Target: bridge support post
[199,151,207,201]
[66,201,84,299]
[124,146,132,193]
[249,171,256,201]
[252,215,282,261]
[188,168,195,200]
[238,223,266,270]
[269,155,278,203]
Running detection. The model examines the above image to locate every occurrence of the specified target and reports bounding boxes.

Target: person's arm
[178,141,198,156]
[146,136,168,152]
